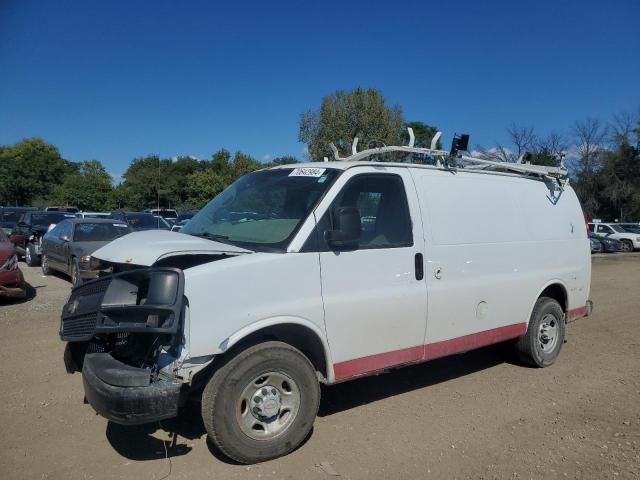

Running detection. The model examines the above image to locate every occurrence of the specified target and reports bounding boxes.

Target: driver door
[314,168,428,381]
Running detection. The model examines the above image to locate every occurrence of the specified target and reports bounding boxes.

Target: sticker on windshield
[289,167,326,177]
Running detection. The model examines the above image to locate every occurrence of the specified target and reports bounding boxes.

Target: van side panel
[413,170,590,350]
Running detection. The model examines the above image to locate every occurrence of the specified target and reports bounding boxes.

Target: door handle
[414,253,424,280]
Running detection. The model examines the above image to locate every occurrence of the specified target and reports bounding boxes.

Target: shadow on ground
[0,279,37,305]
[106,342,514,463]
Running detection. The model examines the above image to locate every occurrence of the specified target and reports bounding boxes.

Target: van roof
[268,161,568,185]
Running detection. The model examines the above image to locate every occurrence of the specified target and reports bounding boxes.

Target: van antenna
[352,136,359,155]
[408,127,415,148]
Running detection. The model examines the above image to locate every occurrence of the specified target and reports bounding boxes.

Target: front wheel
[70,260,82,287]
[621,240,633,252]
[516,297,565,367]
[201,341,320,464]
[41,254,52,275]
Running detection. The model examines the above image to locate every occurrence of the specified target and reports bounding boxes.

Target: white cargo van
[60,137,592,463]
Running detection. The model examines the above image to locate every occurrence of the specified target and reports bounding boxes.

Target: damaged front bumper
[60,267,188,425]
[82,352,181,425]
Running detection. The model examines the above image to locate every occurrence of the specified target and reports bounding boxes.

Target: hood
[71,241,117,257]
[91,230,252,267]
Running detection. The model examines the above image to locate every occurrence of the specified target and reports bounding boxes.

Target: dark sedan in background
[589,233,622,253]
[0,207,38,235]
[10,211,77,266]
[41,218,133,285]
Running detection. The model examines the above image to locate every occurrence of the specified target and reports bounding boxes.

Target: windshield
[33,213,75,227]
[182,168,340,251]
[610,225,628,233]
[73,222,132,241]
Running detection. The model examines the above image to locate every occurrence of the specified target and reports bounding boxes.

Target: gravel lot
[1,255,639,479]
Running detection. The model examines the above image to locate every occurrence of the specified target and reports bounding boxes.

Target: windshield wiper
[190,232,231,243]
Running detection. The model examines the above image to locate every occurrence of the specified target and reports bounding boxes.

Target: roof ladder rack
[328,128,569,185]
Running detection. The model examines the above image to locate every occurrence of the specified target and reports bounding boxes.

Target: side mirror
[325,206,361,248]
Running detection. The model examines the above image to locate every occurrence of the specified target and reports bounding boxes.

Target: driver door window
[326,174,413,249]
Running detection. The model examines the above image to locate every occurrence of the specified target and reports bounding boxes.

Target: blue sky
[1,0,638,178]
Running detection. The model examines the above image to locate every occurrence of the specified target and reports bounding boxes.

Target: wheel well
[219,324,328,380]
[539,283,568,314]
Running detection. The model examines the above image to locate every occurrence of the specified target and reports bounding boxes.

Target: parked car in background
[75,212,112,219]
[11,211,77,266]
[170,210,198,232]
[590,236,603,253]
[170,219,188,232]
[0,229,25,299]
[153,216,172,230]
[619,223,640,234]
[44,206,79,213]
[109,211,171,231]
[41,218,133,285]
[588,222,640,252]
[176,210,198,223]
[147,208,178,223]
[0,207,38,234]
[589,233,622,253]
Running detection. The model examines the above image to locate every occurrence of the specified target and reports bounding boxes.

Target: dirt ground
[0,255,638,480]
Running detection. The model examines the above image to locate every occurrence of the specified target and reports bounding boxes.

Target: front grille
[68,278,110,302]
[61,314,98,341]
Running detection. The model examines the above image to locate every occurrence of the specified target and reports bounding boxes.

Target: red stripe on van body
[333,323,527,381]
[567,306,586,322]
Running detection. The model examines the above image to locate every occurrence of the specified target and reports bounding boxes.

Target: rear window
[126,214,162,229]
[73,223,132,242]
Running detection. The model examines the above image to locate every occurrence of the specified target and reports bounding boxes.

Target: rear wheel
[516,297,565,367]
[25,243,40,267]
[201,341,320,464]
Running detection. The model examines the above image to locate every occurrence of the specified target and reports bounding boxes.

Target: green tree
[49,160,113,210]
[299,87,404,160]
[0,138,75,206]
[121,155,174,208]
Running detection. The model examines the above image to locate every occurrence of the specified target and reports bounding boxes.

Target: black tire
[516,297,565,367]
[201,341,320,464]
[41,254,53,275]
[70,259,82,287]
[25,243,40,267]
[621,240,633,252]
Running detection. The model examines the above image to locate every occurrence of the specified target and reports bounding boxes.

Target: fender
[219,315,335,382]
[526,279,569,326]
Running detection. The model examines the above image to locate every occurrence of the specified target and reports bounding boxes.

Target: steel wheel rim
[236,371,300,441]
[538,313,559,353]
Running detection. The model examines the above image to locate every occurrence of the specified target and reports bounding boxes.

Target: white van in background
[588,221,640,251]
[60,137,592,464]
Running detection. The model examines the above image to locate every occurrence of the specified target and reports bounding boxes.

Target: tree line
[1,87,638,220]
